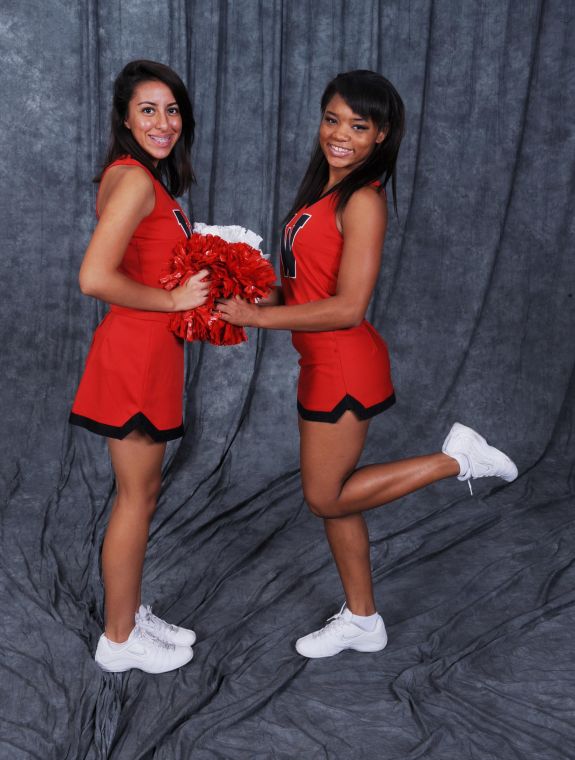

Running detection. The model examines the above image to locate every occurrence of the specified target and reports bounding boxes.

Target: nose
[332,123,350,142]
[155,109,169,131]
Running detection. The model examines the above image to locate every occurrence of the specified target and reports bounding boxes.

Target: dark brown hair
[96,60,195,196]
[285,70,405,220]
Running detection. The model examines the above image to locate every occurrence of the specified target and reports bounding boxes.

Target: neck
[324,167,351,194]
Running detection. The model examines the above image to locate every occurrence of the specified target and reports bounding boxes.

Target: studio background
[1,1,574,758]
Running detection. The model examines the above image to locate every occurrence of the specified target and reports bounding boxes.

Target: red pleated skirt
[69,306,185,441]
[292,320,395,423]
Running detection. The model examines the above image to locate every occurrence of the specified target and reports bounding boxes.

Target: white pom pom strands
[192,223,265,254]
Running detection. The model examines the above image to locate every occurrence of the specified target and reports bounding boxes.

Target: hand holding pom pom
[168,268,211,312]
[216,295,261,328]
[160,224,276,345]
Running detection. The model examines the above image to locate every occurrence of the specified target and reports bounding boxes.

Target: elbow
[79,269,101,298]
[334,297,366,329]
[342,307,365,329]
[79,262,115,298]
[78,273,94,297]
[348,313,365,328]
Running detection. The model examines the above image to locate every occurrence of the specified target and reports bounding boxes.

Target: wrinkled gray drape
[1,1,574,758]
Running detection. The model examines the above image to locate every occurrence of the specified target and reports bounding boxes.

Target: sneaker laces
[133,624,175,651]
[312,604,347,638]
[139,605,177,634]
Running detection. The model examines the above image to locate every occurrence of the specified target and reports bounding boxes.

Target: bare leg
[299,412,459,614]
[299,413,459,520]
[324,514,376,615]
[101,430,166,642]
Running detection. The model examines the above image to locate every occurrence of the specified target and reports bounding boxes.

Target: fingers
[187,268,210,283]
[185,276,210,291]
[216,304,236,323]
[214,300,235,321]
[215,296,244,305]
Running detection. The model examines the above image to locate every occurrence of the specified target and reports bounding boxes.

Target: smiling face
[123,80,182,165]
[319,93,387,181]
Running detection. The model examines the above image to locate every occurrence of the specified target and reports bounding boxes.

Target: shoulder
[98,163,155,216]
[339,184,387,235]
[102,163,155,194]
[345,184,387,216]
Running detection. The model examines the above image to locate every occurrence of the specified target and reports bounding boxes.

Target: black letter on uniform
[281,213,311,279]
[173,209,192,239]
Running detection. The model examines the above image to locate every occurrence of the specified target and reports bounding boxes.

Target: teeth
[150,136,171,145]
[330,144,352,155]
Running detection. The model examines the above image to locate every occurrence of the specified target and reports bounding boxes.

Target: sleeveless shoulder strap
[96,156,159,217]
[101,155,158,183]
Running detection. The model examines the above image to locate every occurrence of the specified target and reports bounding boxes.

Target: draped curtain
[1,1,574,758]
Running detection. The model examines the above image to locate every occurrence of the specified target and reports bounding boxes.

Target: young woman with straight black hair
[219,70,518,658]
[70,60,209,673]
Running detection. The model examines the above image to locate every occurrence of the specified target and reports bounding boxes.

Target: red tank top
[280,189,342,305]
[97,156,192,290]
[281,185,382,304]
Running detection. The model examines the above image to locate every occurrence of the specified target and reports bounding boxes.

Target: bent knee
[304,490,341,519]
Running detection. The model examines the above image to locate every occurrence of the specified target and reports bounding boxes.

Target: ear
[375,127,388,144]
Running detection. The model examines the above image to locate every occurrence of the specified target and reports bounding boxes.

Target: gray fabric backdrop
[1,1,574,758]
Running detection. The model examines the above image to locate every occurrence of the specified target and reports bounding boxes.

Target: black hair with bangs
[285,70,405,221]
[95,60,195,197]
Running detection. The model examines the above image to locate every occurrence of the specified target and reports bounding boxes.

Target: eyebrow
[137,101,179,107]
[325,109,367,121]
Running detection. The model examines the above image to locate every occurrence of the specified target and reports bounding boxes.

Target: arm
[79,166,209,312]
[258,285,284,306]
[218,186,387,330]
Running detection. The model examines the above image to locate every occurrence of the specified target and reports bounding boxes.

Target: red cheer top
[280,187,395,422]
[69,156,193,441]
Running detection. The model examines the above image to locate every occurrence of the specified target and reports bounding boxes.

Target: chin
[325,157,353,171]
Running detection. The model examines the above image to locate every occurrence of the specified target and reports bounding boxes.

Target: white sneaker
[95,625,193,673]
[295,606,388,658]
[135,604,196,647]
[442,422,518,486]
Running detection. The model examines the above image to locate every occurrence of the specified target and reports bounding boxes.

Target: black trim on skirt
[69,412,185,442]
[297,393,396,423]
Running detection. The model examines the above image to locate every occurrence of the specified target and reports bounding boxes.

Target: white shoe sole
[295,631,388,658]
[95,646,193,674]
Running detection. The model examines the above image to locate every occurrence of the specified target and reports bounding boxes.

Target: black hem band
[297,393,396,423]
[69,412,184,442]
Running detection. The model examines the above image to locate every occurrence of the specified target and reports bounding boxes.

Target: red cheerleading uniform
[281,187,395,423]
[69,157,193,441]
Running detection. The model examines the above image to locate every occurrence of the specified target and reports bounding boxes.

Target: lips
[148,135,173,147]
[328,143,353,157]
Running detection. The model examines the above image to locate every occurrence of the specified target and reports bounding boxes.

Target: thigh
[108,430,166,498]
[299,411,370,501]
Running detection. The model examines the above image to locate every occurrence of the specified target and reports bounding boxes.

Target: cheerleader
[218,70,518,658]
[70,60,208,672]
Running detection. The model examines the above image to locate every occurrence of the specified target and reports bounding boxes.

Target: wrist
[252,303,265,328]
[167,290,179,313]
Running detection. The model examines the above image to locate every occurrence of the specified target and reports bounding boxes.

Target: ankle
[350,610,380,632]
[346,603,377,616]
[441,451,466,478]
[105,626,134,644]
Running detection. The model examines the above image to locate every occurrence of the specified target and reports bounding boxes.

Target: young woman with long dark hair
[70,60,209,672]
[218,70,518,658]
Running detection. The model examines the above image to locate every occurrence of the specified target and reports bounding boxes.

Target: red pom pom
[160,232,275,345]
